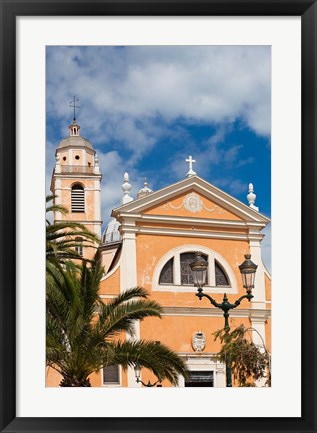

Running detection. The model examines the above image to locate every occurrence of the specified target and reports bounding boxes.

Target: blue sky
[46,45,271,270]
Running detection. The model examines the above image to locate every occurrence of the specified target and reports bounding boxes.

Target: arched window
[75,236,83,257]
[180,252,208,285]
[155,246,235,293]
[159,257,174,284]
[71,184,85,213]
[215,261,229,286]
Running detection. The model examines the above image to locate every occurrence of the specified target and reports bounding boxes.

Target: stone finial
[247,183,259,211]
[94,154,100,174]
[137,178,153,199]
[186,155,197,177]
[122,172,133,204]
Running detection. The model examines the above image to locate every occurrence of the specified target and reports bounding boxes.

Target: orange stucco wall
[99,267,120,295]
[140,315,251,353]
[135,233,249,304]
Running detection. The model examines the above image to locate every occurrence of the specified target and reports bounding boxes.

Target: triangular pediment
[143,190,243,221]
[112,176,270,224]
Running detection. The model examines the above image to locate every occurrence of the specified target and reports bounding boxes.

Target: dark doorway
[185,370,214,387]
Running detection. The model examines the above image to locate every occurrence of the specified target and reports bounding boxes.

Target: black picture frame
[0,1,316,432]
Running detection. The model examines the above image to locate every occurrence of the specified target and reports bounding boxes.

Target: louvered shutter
[71,184,85,212]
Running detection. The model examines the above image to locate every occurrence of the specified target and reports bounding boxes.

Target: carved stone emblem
[184,193,203,213]
[192,331,206,352]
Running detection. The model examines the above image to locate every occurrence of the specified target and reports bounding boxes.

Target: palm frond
[106,340,188,386]
[96,299,162,339]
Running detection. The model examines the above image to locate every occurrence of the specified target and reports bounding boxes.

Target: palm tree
[46,195,99,264]
[46,250,188,387]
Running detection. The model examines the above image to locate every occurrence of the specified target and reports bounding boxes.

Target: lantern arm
[136,378,161,387]
[233,292,254,307]
[196,291,222,308]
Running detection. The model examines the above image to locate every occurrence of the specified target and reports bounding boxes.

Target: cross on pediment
[186,155,197,177]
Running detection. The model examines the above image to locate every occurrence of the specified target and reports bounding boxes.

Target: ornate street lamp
[190,252,257,387]
[239,254,258,292]
[134,363,162,387]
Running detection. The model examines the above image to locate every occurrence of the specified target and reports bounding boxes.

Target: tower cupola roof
[56,118,94,151]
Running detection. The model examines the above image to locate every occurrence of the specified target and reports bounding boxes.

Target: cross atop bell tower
[69,96,81,136]
[69,95,80,121]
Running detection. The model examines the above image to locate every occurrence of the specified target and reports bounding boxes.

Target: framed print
[0,1,316,432]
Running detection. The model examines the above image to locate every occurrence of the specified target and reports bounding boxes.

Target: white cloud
[46,46,271,157]
[46,45,271,236]
[45,140,57,196]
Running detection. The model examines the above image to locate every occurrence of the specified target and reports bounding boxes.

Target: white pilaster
[249,234,266,309]
[120,223,139,387]
[94,179,101,238]
[54,178,62,221]
[215,365,226,388]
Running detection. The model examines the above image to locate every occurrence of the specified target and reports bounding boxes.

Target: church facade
[47,118,271,388]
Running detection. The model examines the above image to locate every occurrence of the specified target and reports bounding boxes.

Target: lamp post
[190,252,257,387]
[134,364,162,387]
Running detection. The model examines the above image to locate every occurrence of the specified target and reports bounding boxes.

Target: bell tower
[51,107,102,258]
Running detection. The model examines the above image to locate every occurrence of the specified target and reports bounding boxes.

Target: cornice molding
[53,174,102,180]
[119,225,264,241]
[162,306,271,321]
[118,212,267,230]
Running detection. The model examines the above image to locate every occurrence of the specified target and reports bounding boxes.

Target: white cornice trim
[53,174,102,180]
[162,306,271,320]
[117,213,267,230]
[119,225,264,241]
[154,285,238,294]
[55,145,96,155]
